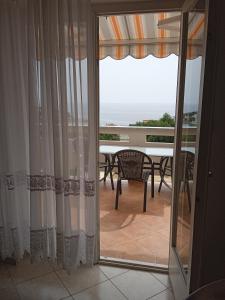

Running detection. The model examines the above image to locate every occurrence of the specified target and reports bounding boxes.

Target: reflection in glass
[175,2,206,276]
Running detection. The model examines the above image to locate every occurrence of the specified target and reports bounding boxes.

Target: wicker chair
[112,149,154,212]
[179,150,194,212]
[99,153,114,190]
[158,156,173,193]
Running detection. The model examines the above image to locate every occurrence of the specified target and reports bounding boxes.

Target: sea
[100,101,176,126]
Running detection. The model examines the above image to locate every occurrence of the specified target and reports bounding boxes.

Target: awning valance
[99,12,204,60]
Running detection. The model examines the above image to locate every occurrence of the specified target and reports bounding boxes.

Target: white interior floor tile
[151,273,171,288]
[16,272,69,300]
[149,289,175,300]
[56,265,107,294]
[0,261,175,300]
[73,280,127,300]
[8,259,53,284]
[99,265,129,279]
[111,270,166,300]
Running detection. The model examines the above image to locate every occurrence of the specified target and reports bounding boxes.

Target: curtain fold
[0,0,96,270]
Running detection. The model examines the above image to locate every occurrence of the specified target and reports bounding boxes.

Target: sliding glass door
[169,0,208,298]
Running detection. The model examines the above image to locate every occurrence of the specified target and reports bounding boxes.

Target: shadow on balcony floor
[100,178,172,266]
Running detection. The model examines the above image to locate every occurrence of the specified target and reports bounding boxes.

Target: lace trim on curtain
[30,228,53,261]
[58,232,95,267]
[4,175,15,190]
[0,172,27,190]
[27,175,55,191]
[84,180,95,197]
[84,235,95,264]
[29,229,95,267]
[27,175,80,196]
[55,178,80,196]
[0,174,81,196]
[0,225,95,266]
[0,174,96,264]
[1,175,96,198]
[0,226,19,259]
[64,235,80,268]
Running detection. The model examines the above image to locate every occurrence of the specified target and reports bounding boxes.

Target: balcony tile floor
[100,178,172,265]
[0,261,174,300]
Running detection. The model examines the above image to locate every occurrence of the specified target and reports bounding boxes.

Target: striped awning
[99,12,204,60]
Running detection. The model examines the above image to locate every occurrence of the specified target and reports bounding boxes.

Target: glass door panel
[175,2,206,277]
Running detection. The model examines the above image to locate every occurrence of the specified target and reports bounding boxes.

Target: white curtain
[0,0,96,270]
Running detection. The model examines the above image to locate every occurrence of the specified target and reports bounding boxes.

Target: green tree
[130,113,175,127]
[99,133,120,141]
[147,135,174,143]
[129,113,175,143]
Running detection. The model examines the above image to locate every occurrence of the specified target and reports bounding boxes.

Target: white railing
[100,125,197,148]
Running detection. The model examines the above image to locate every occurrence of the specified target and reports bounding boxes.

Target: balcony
[99,125,176,148]
[99,125,195,266]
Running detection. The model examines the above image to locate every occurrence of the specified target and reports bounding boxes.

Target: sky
[99,54,179,104]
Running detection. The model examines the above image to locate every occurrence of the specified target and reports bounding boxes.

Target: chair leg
[103,155,107,182]
[186,181,191,212]
[103,166,107,182]
[158,160,167,192]
[115,180,120,209]
[109,169,114,190]
[158,179,163,193]
[143,181,147,212]
[151,168,154,198]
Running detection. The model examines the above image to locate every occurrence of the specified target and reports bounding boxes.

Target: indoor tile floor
[100,178,172,265]
[0,260,174,300]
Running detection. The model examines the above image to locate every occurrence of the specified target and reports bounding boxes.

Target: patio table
[99,145,174,197]
[100,145,174,158]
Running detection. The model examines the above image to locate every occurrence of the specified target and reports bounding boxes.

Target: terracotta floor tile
[118,220,155,240]
[101,239,157,263]
[143,233,169,251]
[100,230,131,248]
[100,180,172,265]
[156,256,169,265]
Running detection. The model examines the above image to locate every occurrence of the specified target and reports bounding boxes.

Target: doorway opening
[98,11,180,268]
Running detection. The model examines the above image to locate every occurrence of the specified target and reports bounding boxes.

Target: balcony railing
[99,125,197,148]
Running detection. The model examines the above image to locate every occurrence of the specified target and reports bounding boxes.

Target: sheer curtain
[0,0,96,270]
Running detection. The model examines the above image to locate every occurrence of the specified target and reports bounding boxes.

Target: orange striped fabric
[98,12,204,60]
[133,15,144,39]
[188,15,205,59]
[115,46,123,60]
[158,13,166,58]
[189,16,205,40]
[133,15,145,58]
[109,16,123,40]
